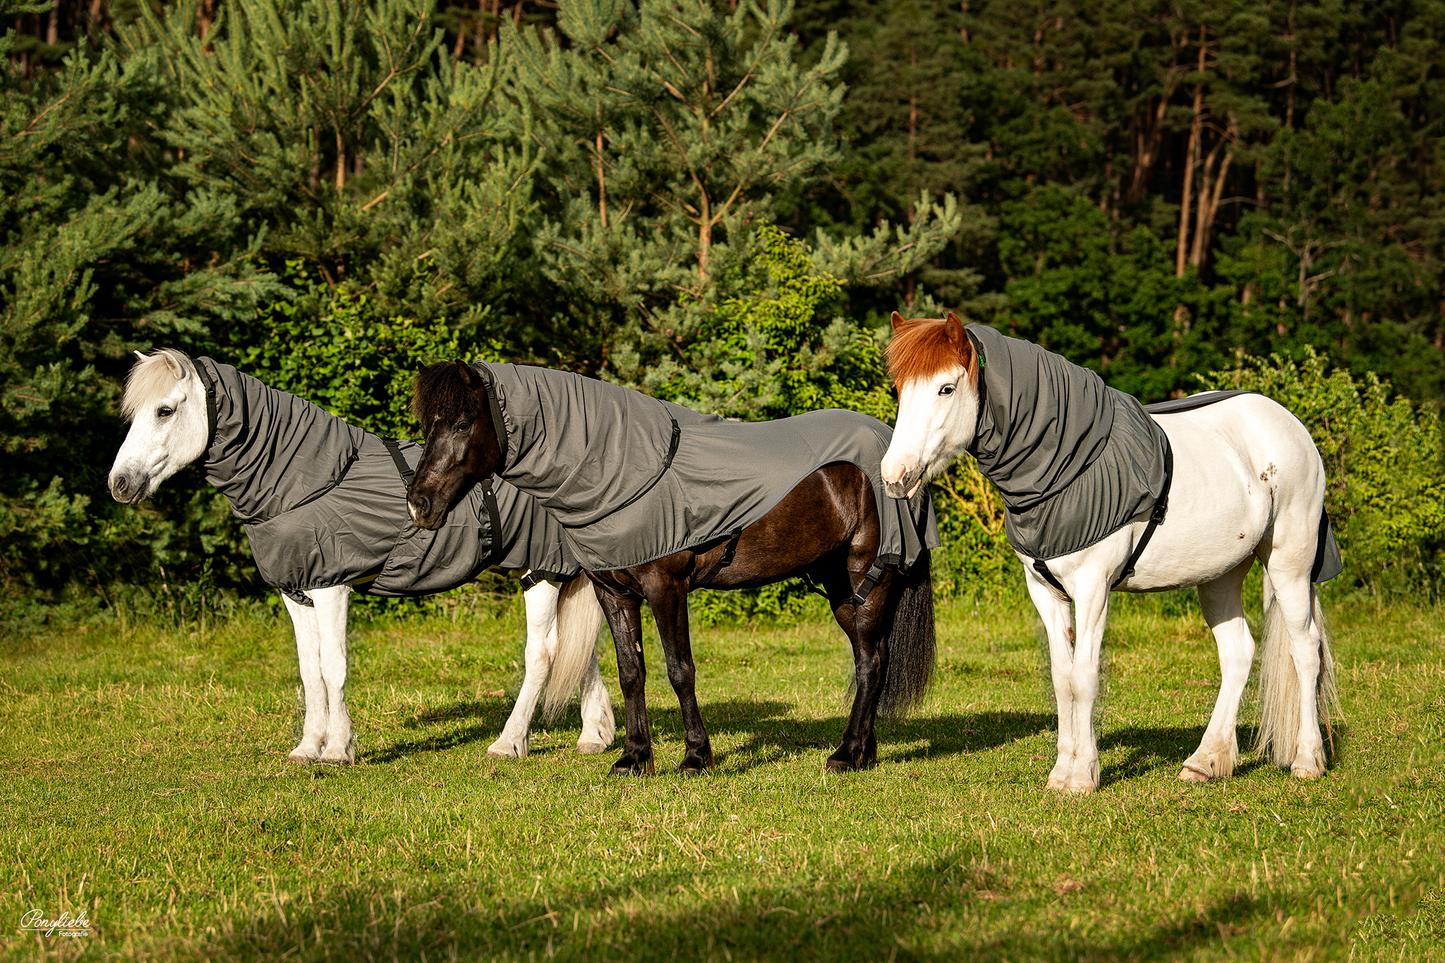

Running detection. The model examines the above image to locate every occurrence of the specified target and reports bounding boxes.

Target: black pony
[407,360,937,776]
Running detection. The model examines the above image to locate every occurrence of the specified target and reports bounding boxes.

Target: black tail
[877,550,936,719]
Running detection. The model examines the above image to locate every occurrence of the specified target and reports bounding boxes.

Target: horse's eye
[454,422,471,434]
[157,406,174,418]
[938,384,956,397]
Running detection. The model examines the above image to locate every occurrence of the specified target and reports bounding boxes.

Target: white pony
[108,349,613,764]
[880,314,1339,794]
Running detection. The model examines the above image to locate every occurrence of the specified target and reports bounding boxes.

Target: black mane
[412,362,478,436]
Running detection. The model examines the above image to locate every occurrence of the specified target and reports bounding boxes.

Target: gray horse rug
[194,359,577,605]
[476,362,940,576]
[964,324,1340,582]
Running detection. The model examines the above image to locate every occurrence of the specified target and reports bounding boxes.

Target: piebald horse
[880,313,1338,794]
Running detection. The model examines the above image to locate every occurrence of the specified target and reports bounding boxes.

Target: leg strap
[848,560,889,607]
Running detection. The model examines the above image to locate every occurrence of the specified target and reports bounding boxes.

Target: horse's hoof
[576,741,607,755]
[824,757,856,773]
[1178,765,1212,783]
[287,751,314,765]
[610,756,654,777]
[1290,765,1324,780]
[681,766,708,778]
[487,740,527,759]
[1063,783,1095,796]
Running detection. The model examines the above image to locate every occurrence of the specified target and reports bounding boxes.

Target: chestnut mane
[885,316,978,387]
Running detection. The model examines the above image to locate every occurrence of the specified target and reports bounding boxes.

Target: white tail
[541,576,606,722]
[1255,573,1338,767]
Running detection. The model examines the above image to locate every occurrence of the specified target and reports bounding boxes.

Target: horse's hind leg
[576,644,615,754]
[1257,564,1330,779]
[282,593,327,763]
[1182,558,1256,782]
[593,583,655,776]
[819,565,890,772]
[489,579,562,760]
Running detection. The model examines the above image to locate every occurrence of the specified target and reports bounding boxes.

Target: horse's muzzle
[883,468,920,500]
[109,473,148,505]
[407,494,445,531]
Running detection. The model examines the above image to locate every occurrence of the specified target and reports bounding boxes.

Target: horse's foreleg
[310,585,355,764]
[595,585,654,776]
[645,585,714,775]
[1063,578,1110,794]
[1183,558,1256,782]
[282,593,326,763]
[489,579,562,760]
[1023,568,1080,791]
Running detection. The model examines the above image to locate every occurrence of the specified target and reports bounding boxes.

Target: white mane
[122,349,194,421]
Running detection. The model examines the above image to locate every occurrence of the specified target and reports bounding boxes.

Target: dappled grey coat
[194,359,576,604]
[475,363,939,574]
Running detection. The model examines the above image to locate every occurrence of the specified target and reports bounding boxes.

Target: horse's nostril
[412,495,431,519]
[111,477,129,499]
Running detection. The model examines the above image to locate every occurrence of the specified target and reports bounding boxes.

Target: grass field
[1,586,1441,962]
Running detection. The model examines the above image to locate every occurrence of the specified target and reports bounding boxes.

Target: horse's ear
[159,350,187,381]
[890,310,911,333]
[456,360,483,390]
[133,350,147,361]
[945,313,978,379]
[944,312,966,345]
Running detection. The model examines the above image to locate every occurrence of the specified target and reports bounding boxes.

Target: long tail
[541,576,606,722]
[1254,572,1339,767]
[877,550,936,719]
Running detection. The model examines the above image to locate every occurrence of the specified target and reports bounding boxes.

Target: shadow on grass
[366,693,1338,790]
[165,849,1331,963]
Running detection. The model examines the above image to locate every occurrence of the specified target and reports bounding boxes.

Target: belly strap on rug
[1032,436,1174,598]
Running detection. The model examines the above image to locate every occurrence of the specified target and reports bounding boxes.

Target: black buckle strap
[1112,435,1174,589]
[694,529,743,588]
[382,438,415,490]
[848,559,889,607]
[1032,435,1174,598]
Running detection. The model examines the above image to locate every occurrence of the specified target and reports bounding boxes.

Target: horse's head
[108,349,212,505]
[408,361,504,531]
[880,311,981,499]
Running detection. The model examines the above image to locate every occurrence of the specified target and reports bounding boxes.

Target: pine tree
[509,0,961,374]
[117,0,537,332]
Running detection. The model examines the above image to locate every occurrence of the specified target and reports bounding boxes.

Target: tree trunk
[1175,29,1207,277]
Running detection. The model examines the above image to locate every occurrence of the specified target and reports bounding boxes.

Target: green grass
[1,588,1441,961]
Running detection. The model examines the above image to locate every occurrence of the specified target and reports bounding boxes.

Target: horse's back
[1128,394,1326,588]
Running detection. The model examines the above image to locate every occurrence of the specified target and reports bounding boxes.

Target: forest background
[3,0,1444,620]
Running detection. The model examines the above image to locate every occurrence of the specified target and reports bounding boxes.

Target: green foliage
[626,226,893,421]
[1202,349,1445,594]
[232,262,500,440]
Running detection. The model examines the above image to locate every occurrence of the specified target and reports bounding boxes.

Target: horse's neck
[201,361,362,521]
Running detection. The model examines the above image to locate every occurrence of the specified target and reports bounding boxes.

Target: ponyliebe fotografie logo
[19,908,91,938]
